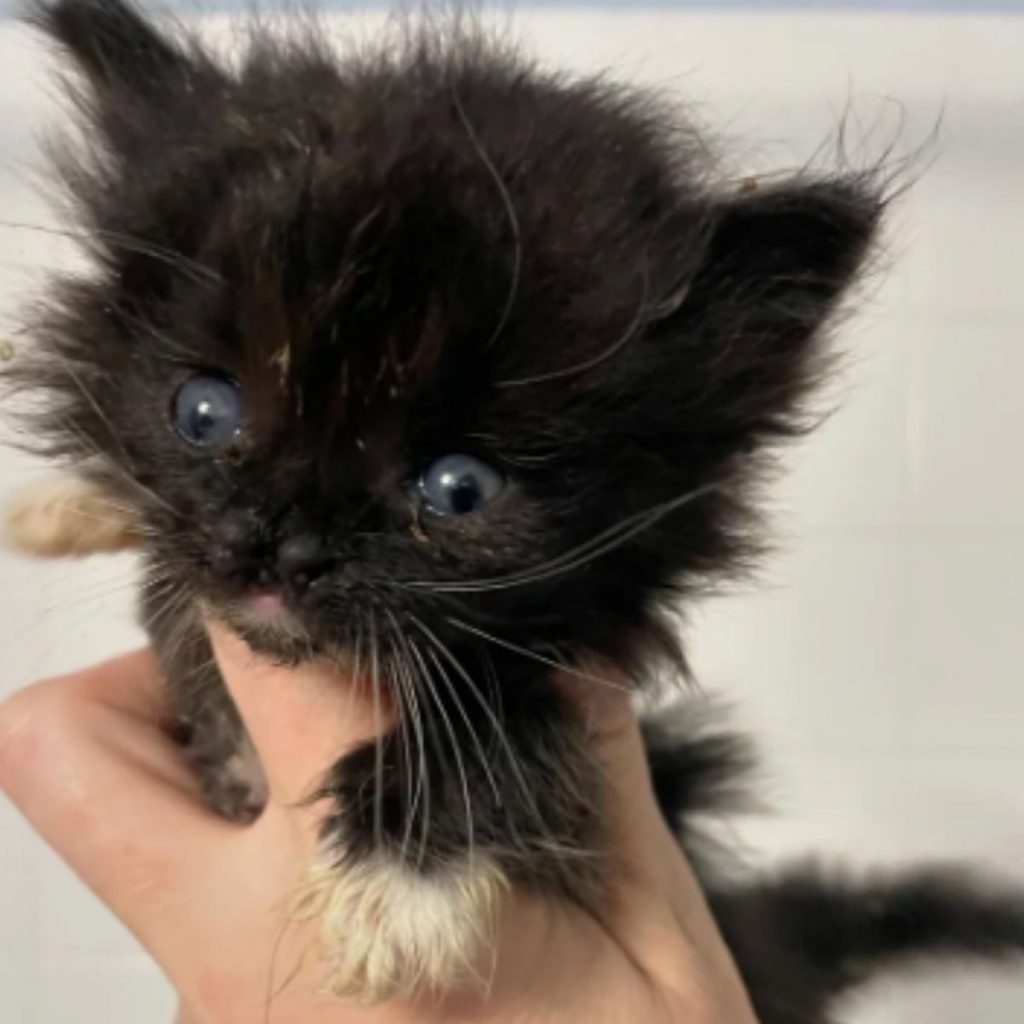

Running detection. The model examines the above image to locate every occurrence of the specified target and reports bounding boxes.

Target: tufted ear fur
[26,0,227,175]
[27,0,194,93]
[658,175,883,454]
[25,0,232,299]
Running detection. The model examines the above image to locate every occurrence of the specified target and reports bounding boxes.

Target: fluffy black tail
[711,864,1024,1024]
[642,713,1024,1024]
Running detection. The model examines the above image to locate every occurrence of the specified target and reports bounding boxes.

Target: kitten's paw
[191,730,268,823]
[293,852,508,1004]
[2,475,140,557]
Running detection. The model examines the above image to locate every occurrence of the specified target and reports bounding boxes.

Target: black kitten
[6,0,1024,1013]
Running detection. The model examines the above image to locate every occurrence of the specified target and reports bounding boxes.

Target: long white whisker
[392,655,424,866]
[54,410,180,518]
[383,609,426,866]
[410,616,544,833]
[142,586,193,637]
[445,617,629,693]
[407,635,476,870]
[422,644,501,807]
[369,609,384,853]
[406,482,718,594]
[402,647,435,869]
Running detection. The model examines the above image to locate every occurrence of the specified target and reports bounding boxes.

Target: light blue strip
[3,0,1023,16]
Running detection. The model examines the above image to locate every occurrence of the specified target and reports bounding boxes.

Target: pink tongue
[248,591,285,617]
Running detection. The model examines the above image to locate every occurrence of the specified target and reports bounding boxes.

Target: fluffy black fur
[649,722,1024,1023]
[9,1,1024,1016]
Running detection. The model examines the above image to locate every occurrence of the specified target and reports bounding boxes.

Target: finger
[0,651,240,946]
[557,665,670,865]
[205,620,392,808]
[556,666,730,972]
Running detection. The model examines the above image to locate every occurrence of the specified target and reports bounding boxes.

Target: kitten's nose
[276,533,329,586]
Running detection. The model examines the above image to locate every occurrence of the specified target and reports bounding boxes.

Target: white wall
[0,8,1022,1021]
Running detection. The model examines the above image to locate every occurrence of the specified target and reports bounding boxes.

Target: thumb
[558,666,669,869]
[205,620,392,809]
[560,668,732,976]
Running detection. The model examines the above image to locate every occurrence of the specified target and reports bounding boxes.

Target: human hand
[0,628,759,1024]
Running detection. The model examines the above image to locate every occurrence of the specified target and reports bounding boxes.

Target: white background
[0,7,1022,1021]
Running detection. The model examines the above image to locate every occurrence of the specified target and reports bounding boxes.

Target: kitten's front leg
[300,666,608,1003]
[3,477,268,818]
[144,591,269,822]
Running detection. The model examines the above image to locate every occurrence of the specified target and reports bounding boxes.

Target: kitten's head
[15,1,882,676]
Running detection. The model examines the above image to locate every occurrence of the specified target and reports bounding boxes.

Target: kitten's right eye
[418,454,505,516]
[171,374,242,448]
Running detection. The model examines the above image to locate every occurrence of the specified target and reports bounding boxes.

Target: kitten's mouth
[235,587,305,631]
[246,589,288,619]
[216,586,314,656]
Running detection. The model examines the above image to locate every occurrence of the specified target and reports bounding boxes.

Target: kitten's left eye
[171,374,242,448]
[418,454,505,516]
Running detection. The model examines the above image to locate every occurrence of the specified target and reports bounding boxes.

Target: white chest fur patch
[292,851,509,1004]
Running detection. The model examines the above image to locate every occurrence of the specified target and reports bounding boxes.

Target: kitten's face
[92,123,708,662]
[19,13,880,671]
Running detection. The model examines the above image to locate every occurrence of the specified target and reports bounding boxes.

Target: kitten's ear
[669,176,884,441]
[27,0,192,94]
[699,176,882,311]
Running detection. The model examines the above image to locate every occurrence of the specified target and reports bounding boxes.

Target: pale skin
[0,623,759,1024]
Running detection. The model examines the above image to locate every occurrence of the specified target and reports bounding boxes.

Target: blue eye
[418,454,505,516]
[171,374,242,448]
